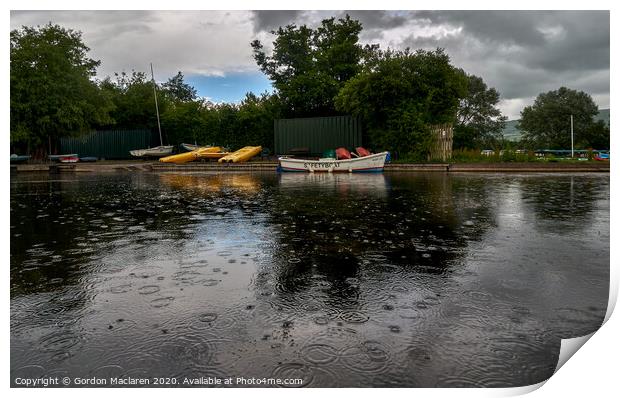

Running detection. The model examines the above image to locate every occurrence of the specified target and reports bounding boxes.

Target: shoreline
[10,160,610,173]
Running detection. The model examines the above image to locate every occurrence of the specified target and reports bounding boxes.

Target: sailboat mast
[150,63,163,146]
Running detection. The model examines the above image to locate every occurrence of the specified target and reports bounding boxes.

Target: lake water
[10,171,609,387]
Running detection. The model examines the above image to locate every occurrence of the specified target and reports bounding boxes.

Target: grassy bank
[394,149,604,164]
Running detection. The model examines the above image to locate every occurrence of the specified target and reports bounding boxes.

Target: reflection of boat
[10,154,30,163]
[279,151,389,172]
[159,173,260,194]
[130,145,174,158]
[48,153,78,161]
[278,172,388,198]
[159,147,225,164]
[219,146,262,163]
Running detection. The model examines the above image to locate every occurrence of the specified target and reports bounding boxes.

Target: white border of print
[2,1,617,398]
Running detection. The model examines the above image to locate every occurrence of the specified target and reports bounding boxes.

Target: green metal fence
[59,129,153,160]
[274,116,362,156]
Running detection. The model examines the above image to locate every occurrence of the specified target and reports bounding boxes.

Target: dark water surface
[10,172,609,387]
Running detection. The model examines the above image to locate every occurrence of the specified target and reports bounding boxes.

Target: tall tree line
[11,19,606,158]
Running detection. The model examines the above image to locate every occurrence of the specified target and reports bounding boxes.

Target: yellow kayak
[198,152,229,159]
[160,146,223,164]
[218,146,262,163]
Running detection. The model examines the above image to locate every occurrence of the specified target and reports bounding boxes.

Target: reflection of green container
[322,149,336,158]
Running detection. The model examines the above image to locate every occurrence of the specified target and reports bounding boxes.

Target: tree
[335,48,468,159]
[162,72,197,103]
[10,23,113,152]
[251,15,365,117]
[518,87,599,149]
[100,70,170,132]
[583,120,610,150]
[454,73,507,149]
[160,100,207,146]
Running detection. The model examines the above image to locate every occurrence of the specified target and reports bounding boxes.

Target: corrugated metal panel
[274,116,362,155]
[60,129,152,159]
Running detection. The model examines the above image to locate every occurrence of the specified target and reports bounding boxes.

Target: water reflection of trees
[518,175,607,232]
[255,172,497,316]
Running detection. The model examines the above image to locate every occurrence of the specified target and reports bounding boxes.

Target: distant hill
[597,108,610,126]
[502,108,610,142]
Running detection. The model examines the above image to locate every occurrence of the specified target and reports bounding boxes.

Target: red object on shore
[335,147,351,160]
[356,147,371,157]
[59,156,79,163]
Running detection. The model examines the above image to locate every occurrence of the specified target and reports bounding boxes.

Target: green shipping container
[274,116,362,156]
[60,129,153,160]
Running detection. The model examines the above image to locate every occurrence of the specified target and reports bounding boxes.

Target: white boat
[129,64,172,159]
[129,145,174,158]
[278,151,389,173]
[181,143,198,152]
[181,143,204,152]
[48,153,78,161]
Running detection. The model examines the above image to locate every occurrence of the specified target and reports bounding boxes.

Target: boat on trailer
[279,148,389,173]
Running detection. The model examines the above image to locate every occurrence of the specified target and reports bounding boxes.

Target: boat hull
[181,143,200,152]
[48,154,78,161]
[10,155,30,163]
[130,146,174,158]
[59,156,79,163]
[278,152,388,172]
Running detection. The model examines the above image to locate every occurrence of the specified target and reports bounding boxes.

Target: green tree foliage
[584,120,610,150]
[160,100,206,146]
[162,72,197,102]
[335,48,468,159]
[518,87,600,149]
[99,71,169,132]
[158,92,282,151]
[251,15,366,117]
[454,73,507,149]
[10,23,114,150]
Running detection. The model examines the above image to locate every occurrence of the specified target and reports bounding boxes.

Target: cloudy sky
[10,10,609,119]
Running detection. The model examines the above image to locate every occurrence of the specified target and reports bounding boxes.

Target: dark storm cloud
[401,10,609,112]
[251,10,412,39]
[10,10,609,118]
[343,10,408,28]
[338,10,411,40]
[412,10,609,72]
[251,10,302,32]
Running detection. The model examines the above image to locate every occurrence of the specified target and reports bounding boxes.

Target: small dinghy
[79,157,98,162]
[129,145,174,158]
[181,143,211,152]
[278,147,389,173]
[48,153,78,161]
[10,154,30,163]
[59,155,79,163]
